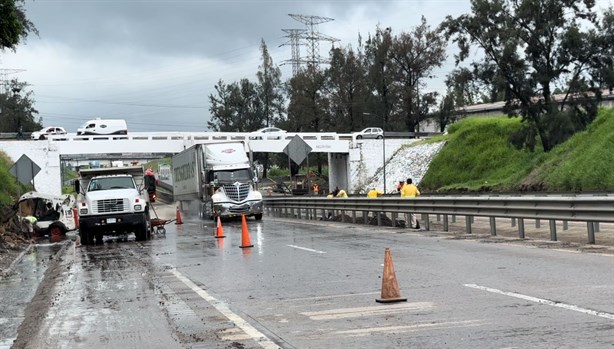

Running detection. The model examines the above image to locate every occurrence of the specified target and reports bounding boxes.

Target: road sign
[9,154,41,186]
[283,135,312,165]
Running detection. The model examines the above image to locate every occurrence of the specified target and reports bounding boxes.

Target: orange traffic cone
[376,248,407,303]
[175,207,183,225]
[239,214,254,248]
[215,216,225,238]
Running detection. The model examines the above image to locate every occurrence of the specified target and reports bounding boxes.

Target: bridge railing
[263,195,614,244]
[44,132,345,142]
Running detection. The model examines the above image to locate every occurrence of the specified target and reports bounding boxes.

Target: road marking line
[282,291,380,302]
[464,283,614,320]
[301,302,434,320]
[334,320,482,336]
[287,244,326,254]
[171,269,280,349]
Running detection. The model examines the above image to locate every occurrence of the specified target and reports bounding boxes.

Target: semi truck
[74,166,151,245]
[172,142,263,220]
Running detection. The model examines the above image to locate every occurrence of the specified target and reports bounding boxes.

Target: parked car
[31,126,67,140]
[249,127,287,140]
[355,127,384,139]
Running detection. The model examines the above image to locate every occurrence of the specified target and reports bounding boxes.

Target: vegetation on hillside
[526,108,614,191]
[0,151,30,205]
[421,108,614,192]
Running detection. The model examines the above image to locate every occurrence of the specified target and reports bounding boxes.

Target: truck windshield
[213,169,251,183]
[88,177,136,191]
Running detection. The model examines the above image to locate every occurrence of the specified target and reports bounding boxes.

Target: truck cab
[74,166,151,245]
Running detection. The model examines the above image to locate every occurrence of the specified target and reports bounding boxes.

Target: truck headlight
[134,204,142,210]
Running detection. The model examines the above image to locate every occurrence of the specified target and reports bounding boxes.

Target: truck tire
[80,227,94,245]
[135,212,150,241]
[254,214,263,220]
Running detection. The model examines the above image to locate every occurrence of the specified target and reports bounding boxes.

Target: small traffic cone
[239,214,254,248]
[376,248,407,303]
[175,207,183,225]
[215,216,225,238]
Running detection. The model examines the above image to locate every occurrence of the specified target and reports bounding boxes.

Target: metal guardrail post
[465,216,472,234]
[424,214,430,231]
[595,222,600,232]
[490,217,497,236]
[341,210,345,223]
[518,218,525,239]
[452,215,456,223]
[563,220,568,230]
[511,218,516,227]
[443,215,449,231]
[377,212,382,226]
[535,219,541,228]
[352,211,356,224]
[321,209,325,220]
[436,214,441,222]
[549,219,557,241]
[587,222,595,244]
[363,211,369,224]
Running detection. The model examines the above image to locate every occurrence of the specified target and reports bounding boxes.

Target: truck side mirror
[73,180,80,193]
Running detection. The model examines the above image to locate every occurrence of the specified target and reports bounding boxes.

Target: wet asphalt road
[1,208,613,348]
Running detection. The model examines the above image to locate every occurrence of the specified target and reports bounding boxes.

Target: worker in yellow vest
[400,178,421,229]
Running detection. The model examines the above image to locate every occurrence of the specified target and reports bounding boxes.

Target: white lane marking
[282,291,380,302]
[171,269,280,349]
[287,244,326,254]
[301,302,434,320]
[334,320,482,336]
[464,284,614,320]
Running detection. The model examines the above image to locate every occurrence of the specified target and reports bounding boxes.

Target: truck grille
[223,183,250,201]
[95,198,127,213]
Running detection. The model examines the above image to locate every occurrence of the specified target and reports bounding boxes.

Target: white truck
[173,142,263,220]
[74,166,151,245]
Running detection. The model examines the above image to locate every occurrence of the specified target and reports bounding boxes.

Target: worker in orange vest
[313,183,319,195]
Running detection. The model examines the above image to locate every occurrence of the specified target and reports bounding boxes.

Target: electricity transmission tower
[280,29,307,76]
[283,14,339,74]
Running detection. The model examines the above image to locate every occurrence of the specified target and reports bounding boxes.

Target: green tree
[442,0,612,151]
[325,46,369,132]
[363,26,396,129]
[0,79,41,133]
[435,92,457,132]
[207,79,261,132]
[256,39,285,128]
[284,67,330,133]
[389,16,447,132]
[255,39,285,177]
[0,0,37,51]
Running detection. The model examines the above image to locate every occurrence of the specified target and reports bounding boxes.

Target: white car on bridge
[31,126,67,140]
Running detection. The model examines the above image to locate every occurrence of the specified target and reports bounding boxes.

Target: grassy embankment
[420,107,614,192]
[0,152,31,205]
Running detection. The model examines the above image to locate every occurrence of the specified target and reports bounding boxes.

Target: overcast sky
[0,0,610,133]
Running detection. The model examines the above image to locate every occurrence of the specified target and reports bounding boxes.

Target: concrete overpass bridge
[0,131,418,196]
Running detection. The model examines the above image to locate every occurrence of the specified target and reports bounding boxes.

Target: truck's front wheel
[135,212,151,241]
[80,226,94,245]
[254,214,263,221]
